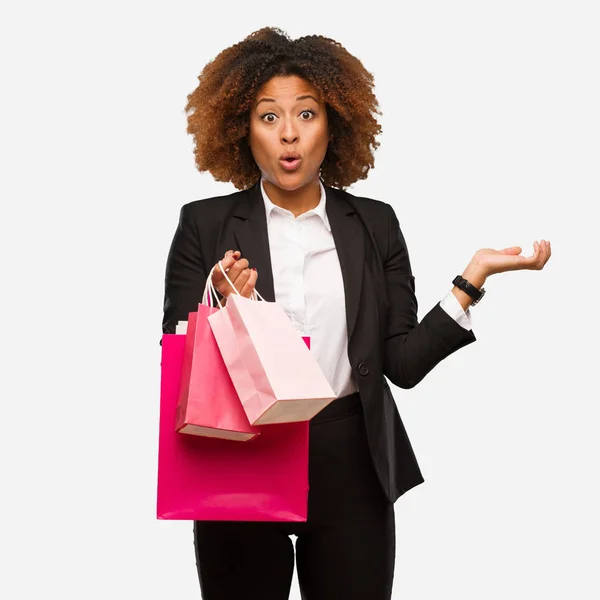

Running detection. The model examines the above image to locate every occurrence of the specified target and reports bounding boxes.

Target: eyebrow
[255,94,320,108]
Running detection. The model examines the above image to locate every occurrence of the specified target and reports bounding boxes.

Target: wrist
[451,262,487,312]
[461,261,487,289]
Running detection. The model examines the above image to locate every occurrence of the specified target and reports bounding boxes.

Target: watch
[452,275,486,305]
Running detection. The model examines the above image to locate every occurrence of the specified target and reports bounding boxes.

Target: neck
[261,177,321,218]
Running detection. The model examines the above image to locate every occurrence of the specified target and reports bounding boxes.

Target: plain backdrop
[1,1,598,598]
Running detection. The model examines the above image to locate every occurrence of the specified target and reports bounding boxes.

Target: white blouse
[260,178,473,398]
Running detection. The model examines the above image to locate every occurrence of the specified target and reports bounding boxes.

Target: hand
[472,240,552,277]
[211,250,258,303]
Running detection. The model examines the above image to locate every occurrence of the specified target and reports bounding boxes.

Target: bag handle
[201,262,264,309]
[201,266,224,308]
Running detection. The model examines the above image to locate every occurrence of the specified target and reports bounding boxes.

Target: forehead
[256,75,321,102]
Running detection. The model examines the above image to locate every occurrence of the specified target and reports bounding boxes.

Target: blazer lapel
[228,180,276,302]
[325,185,365,344]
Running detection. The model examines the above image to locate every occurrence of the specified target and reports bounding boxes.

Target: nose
[280,118,298,144]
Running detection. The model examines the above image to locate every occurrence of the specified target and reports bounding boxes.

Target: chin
[275,179,305,191]
[269,172,317,191]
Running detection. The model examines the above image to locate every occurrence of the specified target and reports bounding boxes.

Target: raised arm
[382,205,477,389]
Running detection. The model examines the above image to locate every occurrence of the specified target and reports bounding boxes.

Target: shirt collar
[260,177,330,232]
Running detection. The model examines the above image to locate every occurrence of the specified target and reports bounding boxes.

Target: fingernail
[225,250,233,257]
[252,267,257,271]
[233,250,241,258]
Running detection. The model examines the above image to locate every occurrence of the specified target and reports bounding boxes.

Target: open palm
[474,240,551,277]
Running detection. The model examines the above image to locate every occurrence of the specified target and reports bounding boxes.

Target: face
[248,75,329,192]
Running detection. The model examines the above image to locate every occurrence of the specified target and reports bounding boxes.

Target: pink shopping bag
[176,303,259,441]
[157,332,309,521]
[208,289,336,426]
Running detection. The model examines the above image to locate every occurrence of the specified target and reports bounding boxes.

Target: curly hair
[184,27,382,190]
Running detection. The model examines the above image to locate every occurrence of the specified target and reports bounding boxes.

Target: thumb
[500,246,522,255]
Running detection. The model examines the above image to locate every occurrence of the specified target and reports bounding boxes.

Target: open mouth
[280,157,301,170]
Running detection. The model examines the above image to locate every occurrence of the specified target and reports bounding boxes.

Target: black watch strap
[452,275,486,305]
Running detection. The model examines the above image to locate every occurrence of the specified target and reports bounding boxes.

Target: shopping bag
[208,261,336,426]
[175,299,259,441]
[157,332,309,521]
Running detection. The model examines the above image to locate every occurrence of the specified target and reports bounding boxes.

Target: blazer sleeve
[161,203,207,341]
[382,204,477,388]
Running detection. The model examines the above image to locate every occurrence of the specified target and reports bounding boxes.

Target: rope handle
[201,261,264,309]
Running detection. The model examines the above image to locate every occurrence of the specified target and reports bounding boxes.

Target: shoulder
[330,186,398,234]
[331,186,395,219]
[181,187,248,216]
[329,187,407,262]
[177,187,250,229]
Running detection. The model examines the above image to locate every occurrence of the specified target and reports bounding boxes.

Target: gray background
[1,1,598,598]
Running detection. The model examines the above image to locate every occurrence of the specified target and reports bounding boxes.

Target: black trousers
[193,392,396,599]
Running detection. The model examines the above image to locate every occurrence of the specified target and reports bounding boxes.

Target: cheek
[248,131,264,161]
[249,128,271,157]
[313,125,329,155]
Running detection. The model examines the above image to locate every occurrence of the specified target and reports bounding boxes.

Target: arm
[439,291,472,330]
[439,260,488,330]
[161,204,207,340]
[382,204,477,389]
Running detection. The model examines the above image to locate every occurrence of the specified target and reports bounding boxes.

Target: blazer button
[357,362,369,376]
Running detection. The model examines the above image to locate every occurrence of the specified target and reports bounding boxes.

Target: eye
[259,109,316,123]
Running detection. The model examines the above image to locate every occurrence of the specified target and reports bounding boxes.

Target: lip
[279,157,302,171]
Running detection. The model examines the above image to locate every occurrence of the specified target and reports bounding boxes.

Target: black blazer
[162,179,477,503]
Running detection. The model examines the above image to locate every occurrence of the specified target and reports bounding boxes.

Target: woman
[162,27,551,600]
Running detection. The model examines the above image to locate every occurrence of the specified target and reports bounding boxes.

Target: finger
[541,240,551,267]
[233,268,252,295]
[213,256,248,284]
[239,268,258,298]
[539,240,548,268]
[212,258,243,300]
[517,241,539,270]
[225,258,250,286]
[211,255,239,284]
[531,241,541,264]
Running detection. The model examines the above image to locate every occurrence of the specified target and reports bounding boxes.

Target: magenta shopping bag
[157,332,309,521]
